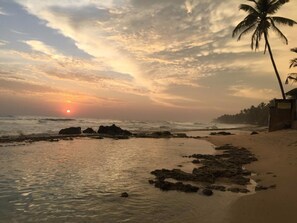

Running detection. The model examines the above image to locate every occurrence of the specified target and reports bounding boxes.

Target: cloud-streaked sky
[0,0,297,121]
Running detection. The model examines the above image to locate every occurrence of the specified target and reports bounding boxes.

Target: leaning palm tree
[285,48,297,84]
[233,0,297,99]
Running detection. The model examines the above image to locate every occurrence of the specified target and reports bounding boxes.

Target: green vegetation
[286,47,297,83]
[214,102,272,126]
[232,0,297,99]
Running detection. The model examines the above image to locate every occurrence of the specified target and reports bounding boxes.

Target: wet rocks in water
[202,188,213,196]
[151,180,199,193]
[98,124,132,136]
[83,127,96,134]
[121,192,129,197]
[210,131,232,136]
[175,133,188,138]
[151,131,172,138]
[149,144,258,195]
[59,127,81,135]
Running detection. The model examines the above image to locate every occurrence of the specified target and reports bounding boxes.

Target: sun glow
[66,109,71,113]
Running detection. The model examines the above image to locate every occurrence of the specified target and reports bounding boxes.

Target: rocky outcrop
[150,179,199,193]
[59,127,81,135]
[98,124,132,136]
[83,127,96,134]
[149,144,258,195]
[210,131,232,136]
[151,131,172,138]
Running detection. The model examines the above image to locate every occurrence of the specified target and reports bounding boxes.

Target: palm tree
[285,48,297,83]
[233,0,297,99]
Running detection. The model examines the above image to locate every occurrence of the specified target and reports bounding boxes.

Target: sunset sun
[66,109,71,113]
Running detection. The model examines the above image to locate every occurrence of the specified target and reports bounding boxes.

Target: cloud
[0,77,121,105]
[229,85,278,100]
[4,0,297,119]
[0,39,9,46]
[0,7,9,15]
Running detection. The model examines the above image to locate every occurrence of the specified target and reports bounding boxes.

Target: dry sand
[208,129,297,223]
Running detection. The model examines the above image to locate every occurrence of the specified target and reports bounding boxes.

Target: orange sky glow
[0,0,297,121]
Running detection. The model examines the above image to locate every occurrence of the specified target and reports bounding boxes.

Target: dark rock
[210,131,232,136]
[202,188,213,196]
[98,124,132,136]
[255,185,268,191]
[151,131,172,138]
[151,169,196,182]
[154,180,199,193]
[206,185,226,192]
[148,180,155,184]
[192,159,200,164]
[227,187,241,193]
[175,133,188,138]
[121,192,129,197]
[83,127,96,134]
[230,176,250,185]
[59,127,81,135]
[251,131,259,135]
[149,144,257,193]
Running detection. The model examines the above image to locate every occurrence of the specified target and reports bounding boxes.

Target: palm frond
[232,14,258,37]
[271,16,297,26]
[291,48,297,53]
[285,73,297,84]
[251,28,261,50]
[290,58,297,68]
[268,0,289,14]
[238,23,257,40]
[269,18,288,44]
[239,4,259,14]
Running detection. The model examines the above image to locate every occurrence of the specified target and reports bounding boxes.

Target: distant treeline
[214,102,271,126]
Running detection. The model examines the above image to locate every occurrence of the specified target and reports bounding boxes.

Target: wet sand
[208,129,297,223]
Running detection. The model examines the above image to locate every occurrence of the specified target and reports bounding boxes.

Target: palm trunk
[264,32,286,99]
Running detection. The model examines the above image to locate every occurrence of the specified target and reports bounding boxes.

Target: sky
[0,0,297,121]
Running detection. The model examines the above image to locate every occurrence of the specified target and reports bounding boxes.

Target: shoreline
[207,129,297,223]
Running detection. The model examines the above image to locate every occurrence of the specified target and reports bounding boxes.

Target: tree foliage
[286,47,297,84]
[233,0,297,99]
[214,102,272,126]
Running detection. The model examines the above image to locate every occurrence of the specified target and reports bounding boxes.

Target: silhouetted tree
[285,48,297,84]
[214,102,273,126]
[233,0,297,99]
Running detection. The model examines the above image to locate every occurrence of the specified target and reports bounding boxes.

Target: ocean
[0,116,245,137]
[0,116,249,223]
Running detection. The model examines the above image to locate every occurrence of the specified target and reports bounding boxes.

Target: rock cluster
[83,128,96,134]
[149,144,258,195]
[210,131,232,136]
[59,127,81,135]
[98,124,132,136]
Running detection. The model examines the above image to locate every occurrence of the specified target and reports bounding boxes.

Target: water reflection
[0,138,239,223]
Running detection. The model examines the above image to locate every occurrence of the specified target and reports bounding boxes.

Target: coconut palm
[285,47,297,84]
[233,0,297,99]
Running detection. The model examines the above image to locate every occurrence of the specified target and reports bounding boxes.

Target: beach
[1,116,297,222]
[208,129,297,223]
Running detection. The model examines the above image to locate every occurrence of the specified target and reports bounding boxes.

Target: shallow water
[0,138,240,223]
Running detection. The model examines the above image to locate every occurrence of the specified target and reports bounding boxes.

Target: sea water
[0,137,243,223]
[0,116,248,222]
[0,116,246,137]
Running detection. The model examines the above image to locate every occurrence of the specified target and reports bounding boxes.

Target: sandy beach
[208,129,297,223]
